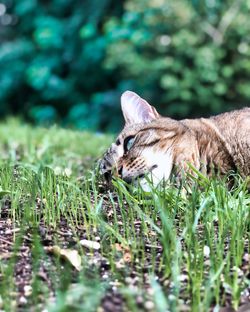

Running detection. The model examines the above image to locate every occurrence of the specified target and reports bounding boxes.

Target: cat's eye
[124,136,136,152]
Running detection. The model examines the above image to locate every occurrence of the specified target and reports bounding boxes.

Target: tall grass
[0,120,249,311]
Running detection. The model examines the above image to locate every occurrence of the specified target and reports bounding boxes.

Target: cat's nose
[98,159,112,182]
[103,170,111,182]
[118,166,123,177]
[99,159,106,173]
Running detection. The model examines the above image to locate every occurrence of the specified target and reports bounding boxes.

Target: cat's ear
[121,91,160,124]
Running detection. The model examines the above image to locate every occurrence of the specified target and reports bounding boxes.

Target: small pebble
[19,296,27,305]
[203,245,210,257]
[80,239,100,250]
[24,285,32,296]
[102,273,109,279]
[145,301,154,310]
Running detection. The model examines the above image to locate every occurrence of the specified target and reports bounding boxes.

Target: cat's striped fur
[100,91,250,188]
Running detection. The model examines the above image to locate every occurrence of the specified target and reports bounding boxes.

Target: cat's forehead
[119,122,148,140]
[118,118,173,138]
[116,118,185,146]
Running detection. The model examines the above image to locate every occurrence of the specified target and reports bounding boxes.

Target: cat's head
[99,91,188,189]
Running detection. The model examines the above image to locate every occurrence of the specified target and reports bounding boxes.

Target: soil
[0,191,249,312]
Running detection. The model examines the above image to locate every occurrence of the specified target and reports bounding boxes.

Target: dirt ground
[0,194,249,312]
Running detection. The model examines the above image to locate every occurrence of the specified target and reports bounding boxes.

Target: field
[0,120,249,312]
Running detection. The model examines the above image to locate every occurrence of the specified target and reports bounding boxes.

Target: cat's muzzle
[98,158,113,183]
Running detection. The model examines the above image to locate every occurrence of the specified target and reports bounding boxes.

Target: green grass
[0,119,249,312]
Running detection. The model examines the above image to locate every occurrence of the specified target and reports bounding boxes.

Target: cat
[99,91,250,189]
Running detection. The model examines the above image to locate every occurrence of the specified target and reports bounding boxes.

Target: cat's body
[100,91,250,188]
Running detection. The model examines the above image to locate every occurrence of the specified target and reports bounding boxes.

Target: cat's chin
[135,173,165,192]
[137,178,153,192]
[137,177,168,192]
[128,164,171,191]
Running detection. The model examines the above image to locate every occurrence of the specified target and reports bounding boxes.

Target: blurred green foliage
[0,0,249,131]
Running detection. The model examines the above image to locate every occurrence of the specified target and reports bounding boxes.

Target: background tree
[0,0,249,131]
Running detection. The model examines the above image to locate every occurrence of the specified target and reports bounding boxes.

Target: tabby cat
[99,91,250,189]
